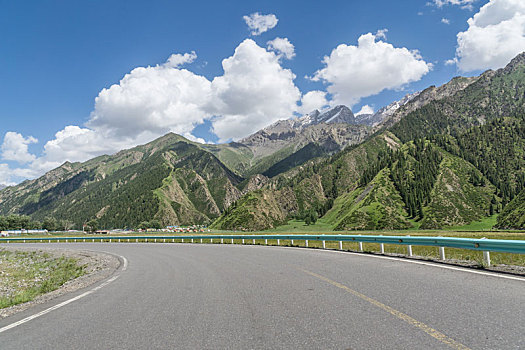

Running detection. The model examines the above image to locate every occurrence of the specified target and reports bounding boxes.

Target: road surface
[0,243,523,349]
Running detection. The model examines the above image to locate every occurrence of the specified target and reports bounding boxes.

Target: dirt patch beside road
[0,246,120,319]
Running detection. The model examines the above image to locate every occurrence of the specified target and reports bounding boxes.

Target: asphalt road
[0,243,524,349]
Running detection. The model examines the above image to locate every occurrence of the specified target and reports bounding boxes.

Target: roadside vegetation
[0,249,85,309]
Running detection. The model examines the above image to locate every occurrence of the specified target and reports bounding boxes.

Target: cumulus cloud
[298,91,328,114]
[0,161,43,186]
[311,32,431,106]
[0,164,16,186]
[442,18,451,24]
[355,105,375,116]
[267,37,296,59]
[164,51,197,68]
[1,132,38,164]
[209,39,301,141]
[88,57,212,139]
[243,13,278,35]
[451,0,525,72]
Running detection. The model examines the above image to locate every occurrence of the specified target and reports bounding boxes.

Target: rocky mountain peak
[502,51,525,73]
[317,105,355,124]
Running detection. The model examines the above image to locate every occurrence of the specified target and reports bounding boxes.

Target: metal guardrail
[1,234,524,266]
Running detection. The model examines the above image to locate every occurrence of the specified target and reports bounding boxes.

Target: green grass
[0,249,85,309]
[445,214,499,231]
[264,219,334,233]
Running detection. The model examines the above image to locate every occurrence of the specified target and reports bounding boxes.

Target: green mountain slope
[0,135,244,228]
[497,189,525,229]
[211,187,298,231]
[324,168,412,230]
[419,152,496,229]
[390,53,525,142]
[213,132,396,230]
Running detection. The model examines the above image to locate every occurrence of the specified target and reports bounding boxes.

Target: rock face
[239,105,372,174]
[375,77,478,131]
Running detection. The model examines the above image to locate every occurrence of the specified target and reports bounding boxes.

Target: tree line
[0,215,74,232]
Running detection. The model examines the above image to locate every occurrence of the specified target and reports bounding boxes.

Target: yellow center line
[300,268,471,350]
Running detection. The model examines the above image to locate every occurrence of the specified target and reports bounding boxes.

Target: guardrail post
[200,238,203,244]
[481,238,491,267]
[358,235,363,252]
[339,241,343,250]
[191,238,194,243]
[407,235,413,257]
[322,240,326,249]
[379,235,385,254]
[242,238,245,244]
[231,238,234,244]
[252,238,255,245]
[483,251,491,267]
[277,239,280,246]
[211,238,213,244]
[164,239,166,243]
[439,246,446,260]
[305,240,309,247]
[182,238,185,243]
[221,238,224,244]
[291,239,294,246]
[265,239,268,245]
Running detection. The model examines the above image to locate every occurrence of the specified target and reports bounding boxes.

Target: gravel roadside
[0,246,120,319]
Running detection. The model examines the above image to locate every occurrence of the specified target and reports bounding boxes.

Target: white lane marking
[122,256,128,271]
[0,275,119,334]
[256,245,525,282]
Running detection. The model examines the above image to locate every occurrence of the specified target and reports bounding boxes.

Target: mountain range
[2,52,525,231]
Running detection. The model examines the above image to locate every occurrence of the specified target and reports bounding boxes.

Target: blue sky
[1,0,525,185]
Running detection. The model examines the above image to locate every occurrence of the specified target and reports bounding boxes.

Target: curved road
[0,243,523,349]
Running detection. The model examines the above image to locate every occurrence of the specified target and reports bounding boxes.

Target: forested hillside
[3,53,525,231]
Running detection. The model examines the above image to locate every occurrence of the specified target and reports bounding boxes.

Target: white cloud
[298,90,328,114]
[1,132,38,164]
[445,58,457,65]
[267,37,296,59]
[451,0,525,72]
[311,32,431,106]
[88,52,212,139]
[431,0,476,9]
[0,164,16,186]
[355,105,375,116]
[376,29,388,40]
[0,162,43,186]
[243,13,278,36]
[442,17,451,24]
[209,39,301,141]
[164,51,197,68]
